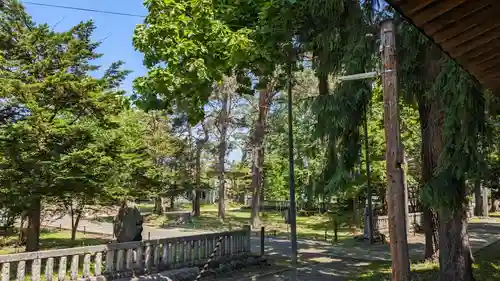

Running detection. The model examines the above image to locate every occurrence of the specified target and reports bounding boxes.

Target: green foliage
[0,2,183,223]
[0,1,130,214]
[397,18,490,210]
[133,0,252,122]
[425,61,488,208]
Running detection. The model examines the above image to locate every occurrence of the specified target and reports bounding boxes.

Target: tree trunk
[154,196,164,215]
[474,179,483,217]
[192,124,209,218]
[25,196,41,252]
[422,207,439,259]
[71,211,82,241]
[353,197,359,227]
[418,86,442,260]
[218,90,229,219]
[170,196,175,210]
[250,88,270,229]
[19,213,28,245]
[438,194,475,281]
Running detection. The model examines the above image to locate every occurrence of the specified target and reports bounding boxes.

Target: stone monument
[113,202,144,243]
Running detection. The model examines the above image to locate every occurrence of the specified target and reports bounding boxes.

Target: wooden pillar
[380,19,411,281]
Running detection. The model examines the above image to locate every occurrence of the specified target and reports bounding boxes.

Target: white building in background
[199,179,231,204]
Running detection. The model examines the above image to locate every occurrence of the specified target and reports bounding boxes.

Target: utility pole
[337,20,410,280]
[380,19,410,281]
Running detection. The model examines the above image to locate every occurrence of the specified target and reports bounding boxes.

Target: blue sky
[25,0,147,94]
[25,0,243,163]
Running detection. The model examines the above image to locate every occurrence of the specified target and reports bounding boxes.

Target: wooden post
[260,227,265,256]
[380,19,410,281]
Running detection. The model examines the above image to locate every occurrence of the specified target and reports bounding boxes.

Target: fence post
[260,227,265,256]
[243,225,251,252]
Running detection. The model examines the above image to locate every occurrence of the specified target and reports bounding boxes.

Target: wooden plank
[434,5,500,43]
[413,0,468,26]
[474,56,500,72]
[449,26,500,57]
[472,63,500,77]
[457,39,500,61]
[402,0,435,16]
[423,0,494,36]
[482,74,500,88]
[470,51,500,65]
[441,18,500,50]
[478,69,500,83]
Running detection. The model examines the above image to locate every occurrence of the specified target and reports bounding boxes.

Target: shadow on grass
[0,228,111,255]
[39,235,110,250]
[345,240,500,281]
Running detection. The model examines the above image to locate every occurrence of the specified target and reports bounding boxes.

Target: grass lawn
[348,241,500,280]
[0,229,111,255]
[146,206,357,242]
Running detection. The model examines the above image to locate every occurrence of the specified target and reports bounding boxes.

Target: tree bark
[170,195,175,210]
[474,179,484,217]
[70,209,82,241]
[250,88,270,229]
[438,193,475,281]
[218,89,229,219]
[192,124,209,218]
[418,95,441,260]
[154,196,163,215]
[25,196,41,252]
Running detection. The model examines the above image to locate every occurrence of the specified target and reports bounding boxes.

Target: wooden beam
[457,39,500,61]
[413,0,468,26]
[480,70,500,83]
[472,64,500,79]
[433,5,499,44]
[449,26,500,57]
[441,18,500,50]
[474,56,500,72]
[402,0,435,16]
[473,52,500,66]
[423,0,494,36]
[482,76,500,89]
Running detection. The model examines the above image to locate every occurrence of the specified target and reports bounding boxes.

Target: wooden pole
[380,19,411,281]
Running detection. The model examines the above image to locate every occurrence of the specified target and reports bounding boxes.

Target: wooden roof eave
[386,0,500,91]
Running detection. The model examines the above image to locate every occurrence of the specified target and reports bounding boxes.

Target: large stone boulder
[113,202,143,243]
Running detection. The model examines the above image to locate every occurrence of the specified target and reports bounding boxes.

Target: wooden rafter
[387,0,500,90]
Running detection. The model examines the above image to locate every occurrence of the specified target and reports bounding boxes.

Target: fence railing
[375,212,423,231]
[0,226,251,281]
